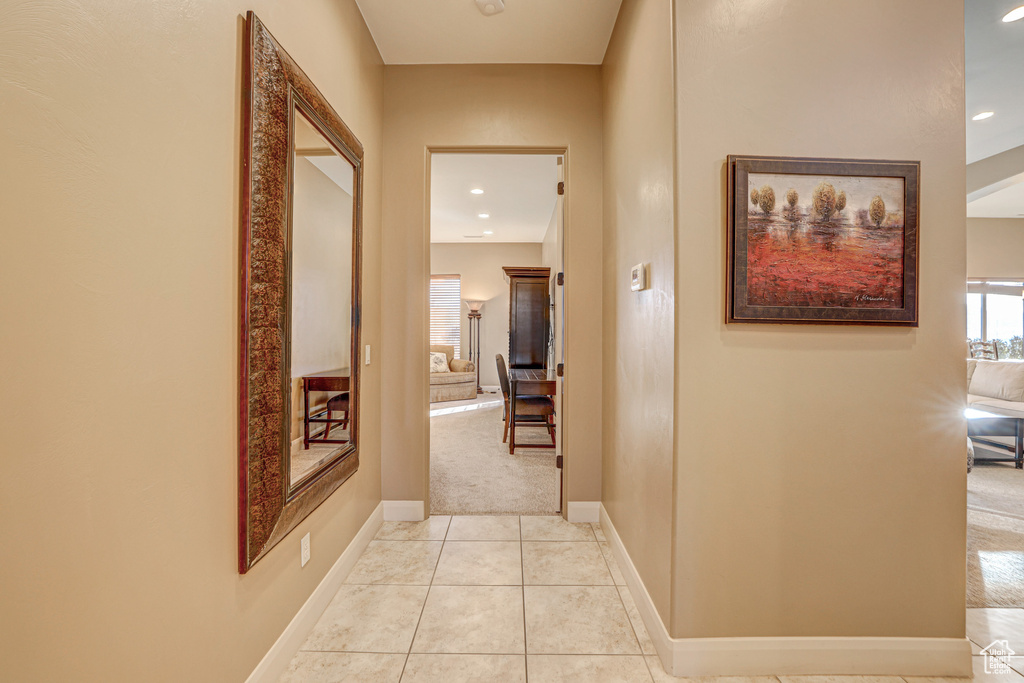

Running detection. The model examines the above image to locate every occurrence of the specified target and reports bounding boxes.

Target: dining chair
[322,391,350,440]
[496,354,555,450]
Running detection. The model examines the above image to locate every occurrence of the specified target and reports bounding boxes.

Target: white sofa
[967,359,1024,417]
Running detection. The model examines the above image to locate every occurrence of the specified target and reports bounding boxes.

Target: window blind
[429,275,461,358]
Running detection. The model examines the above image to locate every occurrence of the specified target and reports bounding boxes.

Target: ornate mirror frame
[238,12,363,573]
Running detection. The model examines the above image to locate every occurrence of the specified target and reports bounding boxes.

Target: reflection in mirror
[288,106,356,491]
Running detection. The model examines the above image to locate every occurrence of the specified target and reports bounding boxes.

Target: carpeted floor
[968,462,1024,608]
[429,400,559,516]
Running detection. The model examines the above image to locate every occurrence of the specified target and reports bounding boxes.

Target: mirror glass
[287,105,356,491]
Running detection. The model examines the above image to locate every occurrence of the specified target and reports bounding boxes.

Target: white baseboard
[480,385,500,393]
[245,502,383,683]
[598,505,972,677]
[383,500,425,521]
[566,501,600,523]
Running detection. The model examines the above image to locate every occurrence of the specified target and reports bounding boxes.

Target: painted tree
[812,181,837,221]
[869,195,886,227]
[757,185,775,215]
[750,188,760,210]
[835,190,847,212]
[786,189,798,208]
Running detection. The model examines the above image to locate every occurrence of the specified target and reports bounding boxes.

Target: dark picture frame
[727,155,919,325]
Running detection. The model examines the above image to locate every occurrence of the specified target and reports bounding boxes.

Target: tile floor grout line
[518,516,533,679]
[397,519,448,681]
[301,648,662,657]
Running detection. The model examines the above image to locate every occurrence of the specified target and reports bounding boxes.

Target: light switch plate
[630,263,646,292]
[365,344,371,365]
[301,533,310,567]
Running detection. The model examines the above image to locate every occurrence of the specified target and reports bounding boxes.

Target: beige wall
[430,242,544,388]
[601,0,676,622]
[0,2,384,681]
[672,0,966,639]
[967,217,1024,278]
[381,65,604,506]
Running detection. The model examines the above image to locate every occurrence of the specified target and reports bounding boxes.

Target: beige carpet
[429,402,558,515]
[968,463,1024,608]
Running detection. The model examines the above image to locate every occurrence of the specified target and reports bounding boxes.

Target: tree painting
[745,172,905,309]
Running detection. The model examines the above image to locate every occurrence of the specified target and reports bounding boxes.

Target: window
[429,274,461,358]
[968,281,1024,359]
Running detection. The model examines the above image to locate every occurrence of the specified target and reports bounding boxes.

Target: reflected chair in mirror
[496,354,555,451]
[970,340,999,360]
[323,392,350,441]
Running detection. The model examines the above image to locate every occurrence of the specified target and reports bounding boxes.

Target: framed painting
[727,155,919,325]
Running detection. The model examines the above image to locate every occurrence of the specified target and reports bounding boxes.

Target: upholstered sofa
[967,359,1024,417]
[429,344,477,403]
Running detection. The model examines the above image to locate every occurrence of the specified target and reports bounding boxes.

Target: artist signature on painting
[856,295,889,302]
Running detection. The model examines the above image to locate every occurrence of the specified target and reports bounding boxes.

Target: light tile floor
[280,515,1024,682]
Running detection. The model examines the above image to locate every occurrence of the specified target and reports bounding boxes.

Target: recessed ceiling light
[483,230,494,235]
[1003,5,1024,22]
[470,188,484,195]
[478,213,490,218]
[972,111,995,121]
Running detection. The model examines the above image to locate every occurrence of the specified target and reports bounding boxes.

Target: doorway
[427,151,565,516]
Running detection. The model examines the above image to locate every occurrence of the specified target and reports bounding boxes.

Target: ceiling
[966,1,1024,217]
[354,0,623,64]
[354,1,1023,218]
[430,154,560,243]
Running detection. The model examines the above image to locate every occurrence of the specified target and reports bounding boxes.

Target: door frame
[425,146,570,517]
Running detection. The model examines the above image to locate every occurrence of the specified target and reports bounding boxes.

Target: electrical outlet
[365,344,371,365]
[301,533,310,567]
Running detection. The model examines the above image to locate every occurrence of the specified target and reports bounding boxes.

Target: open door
[554,157,566,513]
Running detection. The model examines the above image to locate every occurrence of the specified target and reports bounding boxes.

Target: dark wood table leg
[303,382,310,450]
[509,379,516,455]
[1017,419,1023,469]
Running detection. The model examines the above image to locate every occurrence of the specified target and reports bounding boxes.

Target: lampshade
[464,300,484,313]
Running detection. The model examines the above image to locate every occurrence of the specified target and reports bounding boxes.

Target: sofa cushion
[429,351,450,373]
[968,397,1024,419]
[969,359,1024,402]
[967,359,977,385]
[429,371,475,386]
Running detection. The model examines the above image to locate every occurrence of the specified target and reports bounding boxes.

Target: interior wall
[541,203,559,271]
[0,2,384,681]
[672,0,966,639]
[381,65,604,506]
[967,217,1024,278]
[601,0,676,622]
[430,242,544,388]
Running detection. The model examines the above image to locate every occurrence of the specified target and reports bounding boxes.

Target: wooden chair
[970,340,999,360]
[322,392,350,440]
[496,354,555,450]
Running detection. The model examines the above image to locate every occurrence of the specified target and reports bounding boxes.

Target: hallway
[277,514,1024,682]
[279,515,663,681]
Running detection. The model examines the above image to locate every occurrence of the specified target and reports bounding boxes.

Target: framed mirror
[238,12,362,573]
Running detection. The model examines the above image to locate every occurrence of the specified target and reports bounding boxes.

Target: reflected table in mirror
[301,368,351,448]
[292,368,351,485]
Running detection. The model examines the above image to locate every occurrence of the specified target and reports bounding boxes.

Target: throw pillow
[429,351,450,373]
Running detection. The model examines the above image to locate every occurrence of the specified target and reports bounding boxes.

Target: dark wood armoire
[502,266,551,369]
